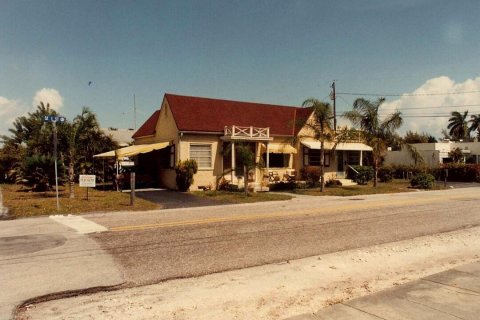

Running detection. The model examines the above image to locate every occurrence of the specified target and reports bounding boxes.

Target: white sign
[79,175,96,188]
[119,161,135,167]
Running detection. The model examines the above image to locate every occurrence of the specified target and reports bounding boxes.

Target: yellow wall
[134,98,179,190]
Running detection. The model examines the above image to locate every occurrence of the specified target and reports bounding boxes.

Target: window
[262,153,290,168]
[303,147,330,167]
[169,144,175,168]
[190,144,212,168]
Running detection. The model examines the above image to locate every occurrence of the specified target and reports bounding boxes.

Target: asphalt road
[88,188,480,286]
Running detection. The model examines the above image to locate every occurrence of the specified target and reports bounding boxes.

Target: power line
[337,90,480,97]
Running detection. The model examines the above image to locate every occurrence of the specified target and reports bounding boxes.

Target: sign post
[44,115,66,210]
[79,175,96,200]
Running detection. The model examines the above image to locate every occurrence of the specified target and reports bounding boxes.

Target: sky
[1,0,480,138]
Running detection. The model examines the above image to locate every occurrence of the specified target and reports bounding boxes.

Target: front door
[337,151,344,177]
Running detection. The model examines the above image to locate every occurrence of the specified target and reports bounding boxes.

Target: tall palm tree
[447,111,469,141]
[344,98,403,187]
[300,98,349,192]
[468,114,480,139]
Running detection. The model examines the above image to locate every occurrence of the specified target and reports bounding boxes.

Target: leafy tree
[59,107,116,198]
[234,143,257,196]
[17,155,66,191]
[447,111,469,141]
[404,130,437,144]
[448,147,464,163]
[299,98,351,192]
[468,114,480,139]
[344,98,403,187]
[2,103,116,193]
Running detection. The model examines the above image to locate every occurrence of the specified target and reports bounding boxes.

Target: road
[85,188,480,286]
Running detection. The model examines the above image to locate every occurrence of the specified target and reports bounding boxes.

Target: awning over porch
[260,143,297,154]
[301,141,372,151]
[93,142,170,159]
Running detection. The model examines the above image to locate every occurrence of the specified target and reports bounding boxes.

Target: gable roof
[132,110,160,139]
[133,93,313,138]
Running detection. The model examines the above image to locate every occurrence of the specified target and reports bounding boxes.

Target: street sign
[119,161,135,167]
[43,115,66,123]
[79,175,96,188]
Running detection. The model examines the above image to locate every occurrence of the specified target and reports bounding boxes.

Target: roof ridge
[165,93,301,110]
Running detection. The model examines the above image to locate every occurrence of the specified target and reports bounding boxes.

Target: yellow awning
[93,142,170,159]
[260,143,297,154]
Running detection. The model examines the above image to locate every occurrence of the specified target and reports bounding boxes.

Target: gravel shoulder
[19,226,480,320]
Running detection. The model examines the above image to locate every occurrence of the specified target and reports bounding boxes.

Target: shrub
[378,166,395,183]
[430,163,480,182]
[347,165,373,185]
[410,172,435,189]
[300,166,321,188]
[175,159,198,192]
[17,155,66,191]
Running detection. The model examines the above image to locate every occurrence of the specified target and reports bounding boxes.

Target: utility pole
[331,81,337,132]
[44,115,65,210]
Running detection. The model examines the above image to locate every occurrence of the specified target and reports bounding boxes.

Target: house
[97,93,373,190]
[385,140,480,167]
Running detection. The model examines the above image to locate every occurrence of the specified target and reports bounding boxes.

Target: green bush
[300,166,321,188]
[378,166,395,183]
[347,165,373,185]
[175,159,198,192]
[430,163,480,182]
[410,172,435,189]
[17,155,66,191]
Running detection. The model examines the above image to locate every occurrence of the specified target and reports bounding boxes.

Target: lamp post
[44,115,65,210]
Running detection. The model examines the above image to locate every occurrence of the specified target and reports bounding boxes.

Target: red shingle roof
[133,94,313,138]
[132,110,160,139]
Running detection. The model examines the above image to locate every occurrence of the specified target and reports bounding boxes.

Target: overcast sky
[1,0,480,138]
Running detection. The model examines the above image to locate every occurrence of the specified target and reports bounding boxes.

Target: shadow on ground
[135,190,228,209]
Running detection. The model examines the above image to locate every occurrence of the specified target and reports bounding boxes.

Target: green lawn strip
[288,179,445,197]
[1,184,158,218]
[192,190,293,203]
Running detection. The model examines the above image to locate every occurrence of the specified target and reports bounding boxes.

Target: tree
[299,98,350,192]
[234,143,257,196]
[468,114,480,139]
[60,107,117,198]
[2,103,116,194]
[447,111,469,141]
[404,130,437,144]
[344,98,403,187]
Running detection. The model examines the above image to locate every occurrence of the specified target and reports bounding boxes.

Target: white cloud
[32,88,64,111]
[0,88,64,137]
[381,76,480,138]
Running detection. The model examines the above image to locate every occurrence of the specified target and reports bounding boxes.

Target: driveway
[134,189,228,209]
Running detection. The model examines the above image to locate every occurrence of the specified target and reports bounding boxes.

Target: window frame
[189,143,213,169]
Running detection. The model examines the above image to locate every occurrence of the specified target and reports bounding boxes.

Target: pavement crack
[421,279,480,295]
[339,302,387,319]
[405,298,466,319]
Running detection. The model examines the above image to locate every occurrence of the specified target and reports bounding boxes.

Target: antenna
[133,94,137,131]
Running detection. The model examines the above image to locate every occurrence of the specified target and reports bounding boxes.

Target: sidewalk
[0,217,124,320]
[287,261,480,320]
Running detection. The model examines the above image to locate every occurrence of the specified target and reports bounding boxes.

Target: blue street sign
[44,115,66,123]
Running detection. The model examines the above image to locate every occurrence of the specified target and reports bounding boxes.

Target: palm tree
[447,111,469,141]
[61,107,114,198]
[300,98,350,192]
[344,98,403,187]
[468,114,480,139]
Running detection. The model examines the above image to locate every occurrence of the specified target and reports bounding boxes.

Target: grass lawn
[192,190,293,203]
[1,184,159,218]
[290,179,445,197]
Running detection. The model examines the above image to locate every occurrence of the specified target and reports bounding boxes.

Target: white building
[385,140,480,166]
